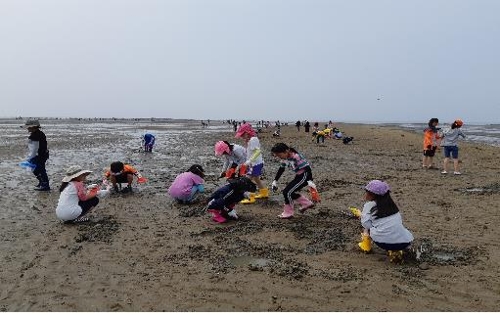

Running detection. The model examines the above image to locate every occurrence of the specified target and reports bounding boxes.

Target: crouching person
[56,166,109,223]
[207,177,257,223]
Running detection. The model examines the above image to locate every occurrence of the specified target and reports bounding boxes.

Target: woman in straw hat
[56,166,102,223]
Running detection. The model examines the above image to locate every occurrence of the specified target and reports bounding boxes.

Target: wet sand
[0,120,499,311]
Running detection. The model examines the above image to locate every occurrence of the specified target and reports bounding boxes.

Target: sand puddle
[230,256,270,270]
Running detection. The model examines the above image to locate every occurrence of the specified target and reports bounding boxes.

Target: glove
[271,180,278,192]
[227,209,238,219]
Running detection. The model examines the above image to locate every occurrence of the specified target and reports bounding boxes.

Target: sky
[0,0,499,123]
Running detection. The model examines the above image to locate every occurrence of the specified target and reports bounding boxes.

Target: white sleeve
[27,140,39,159]
[360,202,375,230]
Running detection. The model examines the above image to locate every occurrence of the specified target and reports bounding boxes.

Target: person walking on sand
[356,180,414,263]
[235,123,268,203]
[422,118,441,169]
[270,143,316,219]
[440,119,466,175]
[304,121,311,133]
[56,166,109,223]
[295,120,301,131]
[22,119,51,191]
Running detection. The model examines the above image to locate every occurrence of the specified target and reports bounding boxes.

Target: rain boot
[296,195,314,213]
[358,233,372,253]
[240,193,256,204]
[278,204,294,219]
[388,250,404,264]
[208,210,227,223]
[255,188,269,199]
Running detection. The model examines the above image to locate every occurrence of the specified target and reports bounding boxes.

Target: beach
[0,119,499,311]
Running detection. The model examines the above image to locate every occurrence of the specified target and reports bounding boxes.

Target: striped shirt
[280,152,310,175]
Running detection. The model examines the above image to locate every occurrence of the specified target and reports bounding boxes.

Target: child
[104,161,146,193]
[56,166,108,223]
[313,130,326,143]
[358,180,414,263]
[214,141,247,179]
[168,164,205,204]
[143,132,156,153]
[22,119,50,191]
[206,177,257,223]
[271,143,315,219]
[422,118,441,169]
[440,119,466,175]
[235,123,268,203]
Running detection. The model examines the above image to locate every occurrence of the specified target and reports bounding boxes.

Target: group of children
[30,117,468,263]
[422,118,466,174]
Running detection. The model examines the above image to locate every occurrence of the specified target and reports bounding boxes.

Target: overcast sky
[0,0,499,123]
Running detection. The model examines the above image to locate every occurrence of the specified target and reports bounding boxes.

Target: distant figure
[333,129,343,139]
[304,121,310,133]
[233,121,238,132]
[142,132,156,153]
[343,137,354,145]
[295,120,301,131]
[313,122,319,133]
[440,119,466,175]
[22,119,50,191]
[201,121,208,128]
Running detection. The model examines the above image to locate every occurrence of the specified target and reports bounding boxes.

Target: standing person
[232,121,238,132]
[168,164,205,204]
[22,119,50,191]
[313,122,319,132]
[422,118,441,169]
[440,119,466,175]
[304,121,311,133]
[270,143,316,219]
[295,120,301,131]
[357,180,414,263]
[214,141,247,179]
[235,123,268,203]
[142,132,156,153]
[56,166,108,223]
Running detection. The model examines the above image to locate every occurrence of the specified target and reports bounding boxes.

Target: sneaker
[454,171,462,175]
[441,171,448,174]
[121,186,132,193]
[73,217,90,223]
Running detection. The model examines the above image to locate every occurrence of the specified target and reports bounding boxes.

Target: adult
[295,120,301,131]
[304,121,311,133]
[22,119,50,191]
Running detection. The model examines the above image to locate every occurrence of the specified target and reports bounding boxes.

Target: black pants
[316,135,325,143]
[78,197,100,217]
[374,241,411,251]
[283,168,313,204]
[32,155,50,188]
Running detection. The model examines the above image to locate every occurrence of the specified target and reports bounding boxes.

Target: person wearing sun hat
[356,180,414,263]
[56,166,104,223]
[235,123,268,203]
[21,119,50,191]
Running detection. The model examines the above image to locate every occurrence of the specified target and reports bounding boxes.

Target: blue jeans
[176,185,203,203]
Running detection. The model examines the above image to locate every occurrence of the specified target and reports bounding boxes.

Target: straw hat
[62,166,92,182]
